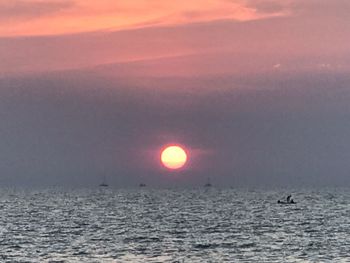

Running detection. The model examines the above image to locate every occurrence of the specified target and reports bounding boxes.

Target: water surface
[0,188,349,262]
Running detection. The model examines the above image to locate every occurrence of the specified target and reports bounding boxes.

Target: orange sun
[161,145,188,170]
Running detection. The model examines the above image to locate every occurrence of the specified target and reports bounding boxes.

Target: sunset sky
[1,1,350,187]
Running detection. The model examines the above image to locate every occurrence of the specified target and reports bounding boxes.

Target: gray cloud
[1,69,350,188]
[0,0,74,22]
[243,0,287,14]
[246,0,350,17]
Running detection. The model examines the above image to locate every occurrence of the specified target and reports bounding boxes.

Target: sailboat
[204,177,212,187]
[99,175,108,187]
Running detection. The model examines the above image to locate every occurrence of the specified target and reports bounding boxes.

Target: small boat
[139,183,146,187]
[99,175,108,187]
[204,178,212,187]
[278,194,296,204]
[277,200,296,204]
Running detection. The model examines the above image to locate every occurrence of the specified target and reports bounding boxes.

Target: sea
[0,187,349,262]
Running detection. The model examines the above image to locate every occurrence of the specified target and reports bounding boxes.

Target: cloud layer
[1,70,350,187]
[0,0,285,36]
[0,0,73,21]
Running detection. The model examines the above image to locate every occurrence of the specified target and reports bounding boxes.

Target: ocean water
[0,188,349,262]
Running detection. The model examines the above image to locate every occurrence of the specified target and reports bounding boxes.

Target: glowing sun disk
[161,145,187,169]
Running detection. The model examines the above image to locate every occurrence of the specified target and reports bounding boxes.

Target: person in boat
[278,195,296,204]
[286,194,292,203]
[277,199,296,204]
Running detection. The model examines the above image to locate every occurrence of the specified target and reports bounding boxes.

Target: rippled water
[0,187,349,262]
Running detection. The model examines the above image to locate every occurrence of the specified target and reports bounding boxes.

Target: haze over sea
[0,187,349,262]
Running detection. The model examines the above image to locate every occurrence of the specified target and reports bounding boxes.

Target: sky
[1,0,350,187]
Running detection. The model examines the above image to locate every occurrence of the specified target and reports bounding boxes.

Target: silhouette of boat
[99,176,108,187]
[139,183,146,187]
[277,201,296,205]
[204,178,212,187]
[277,195,296,204]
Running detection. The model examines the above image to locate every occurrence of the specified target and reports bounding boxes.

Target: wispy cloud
[0,0,287,36]
[243,0,291,14]
[0,0,74,22]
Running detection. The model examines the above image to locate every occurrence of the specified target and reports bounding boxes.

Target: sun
[161,145,188,170]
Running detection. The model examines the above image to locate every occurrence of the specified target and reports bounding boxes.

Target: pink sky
[1,1,350,187]
[0,0,349,76]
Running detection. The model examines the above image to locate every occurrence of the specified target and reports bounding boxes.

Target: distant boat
[278,195,296,204]
[99,176,108,187]
[277,200,296,205]
[204,178,212,187]
[139,183,146,187]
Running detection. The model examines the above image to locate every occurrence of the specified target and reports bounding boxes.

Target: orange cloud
[0,0,73,21]
[0,0,286,36]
